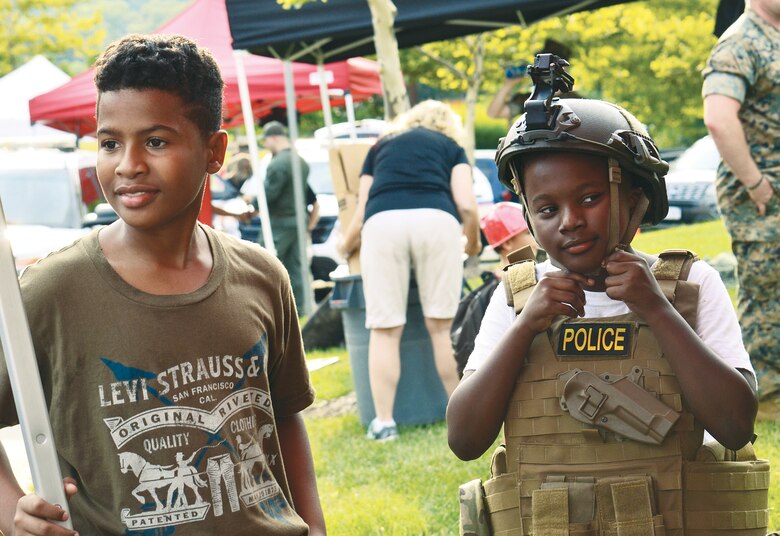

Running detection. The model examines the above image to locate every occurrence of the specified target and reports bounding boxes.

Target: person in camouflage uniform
[702,0,780,405]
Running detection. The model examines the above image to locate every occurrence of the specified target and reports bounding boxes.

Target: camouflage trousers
[733,241,780,401]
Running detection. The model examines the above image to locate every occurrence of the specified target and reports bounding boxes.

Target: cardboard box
[328,142,373,274]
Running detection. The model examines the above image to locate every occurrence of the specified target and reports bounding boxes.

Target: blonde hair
[384,100,465,146]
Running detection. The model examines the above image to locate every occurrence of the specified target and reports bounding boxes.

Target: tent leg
[234,49,275,257]
[283,60,314,317]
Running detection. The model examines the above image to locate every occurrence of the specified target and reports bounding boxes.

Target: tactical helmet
[480,202,529,248]
[495,98,670,226]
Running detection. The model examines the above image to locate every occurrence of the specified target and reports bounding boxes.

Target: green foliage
[86,0,190,45]
[0,0,105,76]
[400,0,720,149]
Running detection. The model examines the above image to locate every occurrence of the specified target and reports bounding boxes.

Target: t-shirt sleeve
[463,280,515,372]
[305,183,317,206]
[360,144,377,176]
[690,261,754,381]
[268,273,315,417]
[452,144,469,167]
[0,344,19,428]
[702,38,752,102]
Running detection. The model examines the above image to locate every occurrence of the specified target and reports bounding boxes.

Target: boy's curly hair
[94,34,224,136]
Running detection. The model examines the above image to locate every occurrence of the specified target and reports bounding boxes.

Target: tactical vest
[476,249,769,536]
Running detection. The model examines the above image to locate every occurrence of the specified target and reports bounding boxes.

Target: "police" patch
[557,323,633,358]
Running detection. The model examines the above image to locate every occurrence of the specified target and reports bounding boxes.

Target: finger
[544,270,595,288]
[63,478,79,498]
[545,289,587,316]
[757,202,766,217]
[17,494,71,525]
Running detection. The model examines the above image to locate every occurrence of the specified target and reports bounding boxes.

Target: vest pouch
[683,442,770,536]
[459,478,491,536]
[484,473,521,535]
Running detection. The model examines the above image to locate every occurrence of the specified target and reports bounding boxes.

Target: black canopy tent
[225,0,638,63]
[224,0,641,316]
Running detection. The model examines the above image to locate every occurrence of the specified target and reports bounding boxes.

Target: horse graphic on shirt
[118,451,206,512]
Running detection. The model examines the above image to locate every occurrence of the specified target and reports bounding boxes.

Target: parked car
[663,135,721,224]
[475,148,519,203]
[0,148,96,271]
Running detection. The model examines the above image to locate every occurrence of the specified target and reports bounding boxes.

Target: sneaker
[366,418,399,441]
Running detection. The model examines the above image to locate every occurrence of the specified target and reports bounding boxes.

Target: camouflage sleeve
[702,72,747,102]
[702,36,754,101]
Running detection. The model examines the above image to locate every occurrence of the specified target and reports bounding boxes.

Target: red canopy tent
[28,0,383,137]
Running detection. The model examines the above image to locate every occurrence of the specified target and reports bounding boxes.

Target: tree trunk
[463,34,486,165]
[366,0,410,120]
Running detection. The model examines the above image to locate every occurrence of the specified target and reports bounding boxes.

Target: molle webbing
[651,250,699,330]
[498,249,709,536]
[503,245,538,313]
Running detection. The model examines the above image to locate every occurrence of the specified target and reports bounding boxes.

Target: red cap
[480,202,529,248]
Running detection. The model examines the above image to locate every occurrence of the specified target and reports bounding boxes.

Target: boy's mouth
[114,185,159,208]
[561,237,596,255]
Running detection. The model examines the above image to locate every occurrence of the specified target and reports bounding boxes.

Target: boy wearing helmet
[480,202,539,271]
[448,56,761,535]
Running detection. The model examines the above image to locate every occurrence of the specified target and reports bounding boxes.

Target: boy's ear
[206,130,229,174]
[626,186,644,211]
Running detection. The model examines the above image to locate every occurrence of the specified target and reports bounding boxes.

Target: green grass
[305,349,499,534]
[302,221,778,534]
[755,420,780,530]
[633,219,732,260]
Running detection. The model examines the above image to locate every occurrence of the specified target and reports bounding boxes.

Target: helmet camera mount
[524,53,574,131]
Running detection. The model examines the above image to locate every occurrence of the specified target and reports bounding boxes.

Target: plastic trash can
[330,273,448,426]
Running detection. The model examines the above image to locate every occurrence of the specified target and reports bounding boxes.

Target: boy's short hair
[94,34,224,136]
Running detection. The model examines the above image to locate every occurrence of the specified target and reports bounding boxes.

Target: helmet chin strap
[607,158,650,254]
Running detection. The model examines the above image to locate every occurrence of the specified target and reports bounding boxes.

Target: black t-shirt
[360,127,469,222]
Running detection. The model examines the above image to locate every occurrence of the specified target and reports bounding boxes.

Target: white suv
[0,148,96,271]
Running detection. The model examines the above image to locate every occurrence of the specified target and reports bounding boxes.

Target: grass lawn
[303,220,779,534]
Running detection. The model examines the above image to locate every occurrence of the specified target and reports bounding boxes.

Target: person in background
[339,99,481,441]
[0,34,325,536]
[260,121,314,309]
[702,0,780,412]
[480,201,539,274]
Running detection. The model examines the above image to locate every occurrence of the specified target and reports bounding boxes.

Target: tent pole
[0,198,72,530]
[345,90,357,139]
[316,61,335,143]
[233,50,276,256]
[283,60,314,317]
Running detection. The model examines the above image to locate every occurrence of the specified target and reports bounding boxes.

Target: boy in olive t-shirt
[0,34,325,536]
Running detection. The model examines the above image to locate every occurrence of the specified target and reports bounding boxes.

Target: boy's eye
[100,140,119,150]
[582,193,602,204]
[536,205,557,216]
[148,138,166,148]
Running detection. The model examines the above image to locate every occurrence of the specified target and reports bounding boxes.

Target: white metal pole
[0,198,72,529]
[283,60,314,317]
[344,90,357,139]
[316,62,335,144]
[233,49,276,256]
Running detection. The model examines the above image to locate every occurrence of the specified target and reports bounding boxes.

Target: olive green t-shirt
[0,224,313,535]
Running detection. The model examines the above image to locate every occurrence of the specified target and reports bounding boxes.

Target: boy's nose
[559,206,585,232]
[115,146,148,178]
